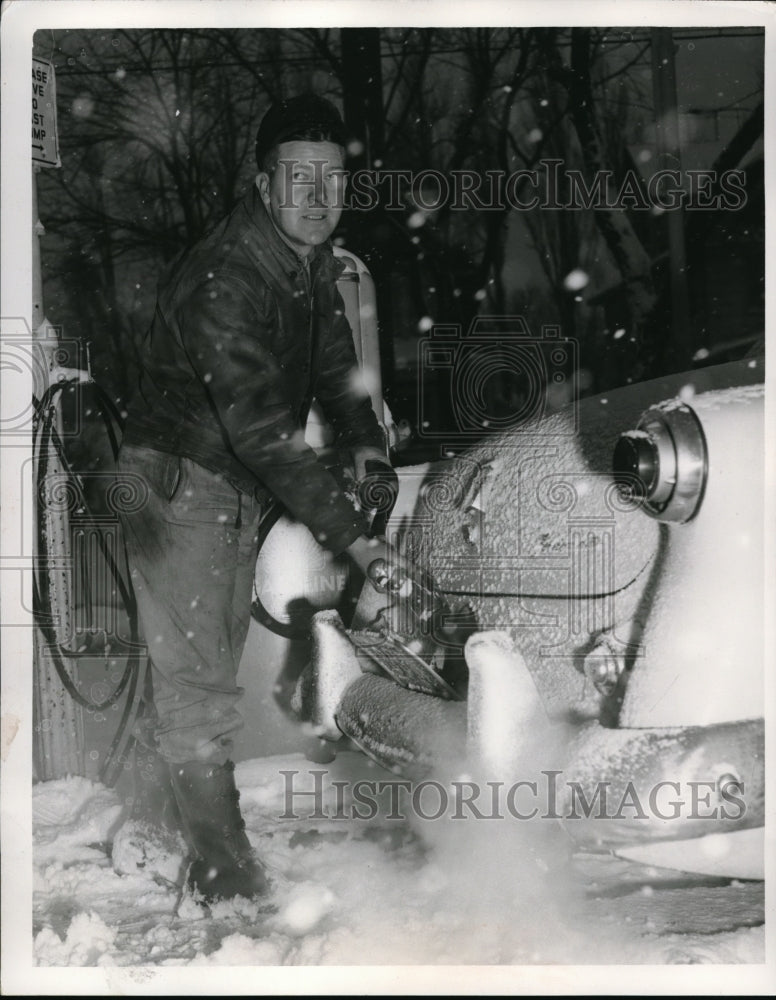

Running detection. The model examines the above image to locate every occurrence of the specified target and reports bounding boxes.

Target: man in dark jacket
[116,96,399,903]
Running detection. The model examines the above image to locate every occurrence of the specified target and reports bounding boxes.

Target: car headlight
[612,400,708,523]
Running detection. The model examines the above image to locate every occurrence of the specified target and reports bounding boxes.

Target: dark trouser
[116,444,263,764]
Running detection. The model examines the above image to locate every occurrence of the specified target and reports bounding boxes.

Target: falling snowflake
[71,94,95,118]
[563,269,589,292]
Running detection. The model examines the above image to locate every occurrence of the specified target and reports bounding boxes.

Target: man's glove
[349,446,398,538]
[349,444,389,483]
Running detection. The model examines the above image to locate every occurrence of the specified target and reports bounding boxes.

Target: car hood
[407,357,763,716]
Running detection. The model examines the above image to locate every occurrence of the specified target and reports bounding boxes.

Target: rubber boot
[112,741,187,883]
[170,760,270,903]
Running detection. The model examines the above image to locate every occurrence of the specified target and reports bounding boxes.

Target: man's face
[257,140,347,257]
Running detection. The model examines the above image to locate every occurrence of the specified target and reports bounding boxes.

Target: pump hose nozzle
[366,557,408,594]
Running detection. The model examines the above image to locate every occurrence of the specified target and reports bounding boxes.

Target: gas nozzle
[613,400,708,523]
[366,557,408,594]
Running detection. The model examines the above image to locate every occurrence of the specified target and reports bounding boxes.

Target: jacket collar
[246,184,345,283]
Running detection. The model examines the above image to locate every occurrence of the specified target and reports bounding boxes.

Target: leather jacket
[123,185,384,554]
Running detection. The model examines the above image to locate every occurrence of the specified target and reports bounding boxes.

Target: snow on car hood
[408,358,763,717]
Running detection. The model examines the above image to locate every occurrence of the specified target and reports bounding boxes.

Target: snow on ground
[31,750,765,968]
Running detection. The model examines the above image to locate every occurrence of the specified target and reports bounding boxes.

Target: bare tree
[36,29,287,398]
[35,26,763,428]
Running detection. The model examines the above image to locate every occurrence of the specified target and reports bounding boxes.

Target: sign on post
[32,58,60,168]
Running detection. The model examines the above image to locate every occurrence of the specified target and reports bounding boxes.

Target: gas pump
[305,248,388,448]
[31,60,145,783]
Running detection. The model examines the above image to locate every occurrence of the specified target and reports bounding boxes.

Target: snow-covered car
[325,352,765,881]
